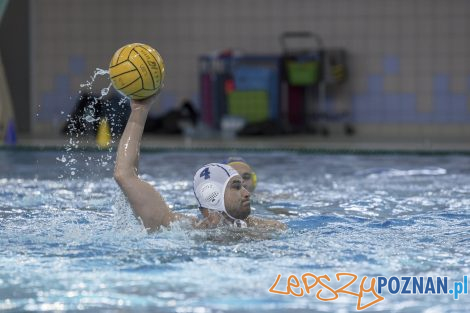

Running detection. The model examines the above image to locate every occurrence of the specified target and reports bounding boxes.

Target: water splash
[100,82,113,99]
[80,68,110,90]
[59,67,130,180]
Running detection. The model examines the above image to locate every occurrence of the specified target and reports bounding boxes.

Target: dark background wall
[0,0,29,133]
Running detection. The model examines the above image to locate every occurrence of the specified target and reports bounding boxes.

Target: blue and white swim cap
[193,163,238,213]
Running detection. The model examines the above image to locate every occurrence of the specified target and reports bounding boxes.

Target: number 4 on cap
[200,167,211,180]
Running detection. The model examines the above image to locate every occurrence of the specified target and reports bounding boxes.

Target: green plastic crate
[227,91,269,123]
[286,60,320,86]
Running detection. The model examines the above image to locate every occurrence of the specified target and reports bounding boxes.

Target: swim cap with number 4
[193,163,238,213]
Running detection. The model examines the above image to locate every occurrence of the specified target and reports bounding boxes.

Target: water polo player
[225,157,257,193]
[114,95,285,232]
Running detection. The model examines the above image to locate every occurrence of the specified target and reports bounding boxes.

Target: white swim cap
[193,163,238,213]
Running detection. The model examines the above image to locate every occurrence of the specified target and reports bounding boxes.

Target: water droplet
[56,156,67,163]
[85,115,99,123]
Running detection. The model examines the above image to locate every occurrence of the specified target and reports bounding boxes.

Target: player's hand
[130,87,162,110]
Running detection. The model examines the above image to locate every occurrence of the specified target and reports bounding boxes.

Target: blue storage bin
[234,67,272,91]
[233,66,279,120]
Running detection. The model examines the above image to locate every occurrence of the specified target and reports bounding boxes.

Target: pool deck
[3,133,470,154]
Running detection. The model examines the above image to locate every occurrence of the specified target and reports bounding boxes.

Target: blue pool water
[0,149,469,312]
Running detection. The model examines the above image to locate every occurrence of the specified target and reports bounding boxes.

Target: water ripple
[1,151,470,312]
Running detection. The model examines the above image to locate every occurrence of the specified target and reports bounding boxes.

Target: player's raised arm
[114,95,177,231]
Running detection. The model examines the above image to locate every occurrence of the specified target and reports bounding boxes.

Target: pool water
[0,149,469,312]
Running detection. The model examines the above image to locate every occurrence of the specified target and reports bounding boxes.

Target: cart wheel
[345,124,355,136]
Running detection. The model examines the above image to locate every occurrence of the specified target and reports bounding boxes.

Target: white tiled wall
[31,0,470,138]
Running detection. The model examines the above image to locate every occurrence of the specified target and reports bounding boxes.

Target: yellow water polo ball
[109,43,165,100]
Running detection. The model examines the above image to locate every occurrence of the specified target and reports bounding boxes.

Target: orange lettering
[301,273,319,294]
[335,272,360,297]
[270,272,386,311]
[316,274,339,301]
[287,275,304,297]
[356,277,385,310]
[269,274,290,295]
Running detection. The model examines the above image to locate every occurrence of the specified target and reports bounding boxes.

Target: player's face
[224,176,251,219]
[229,163,255,193]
